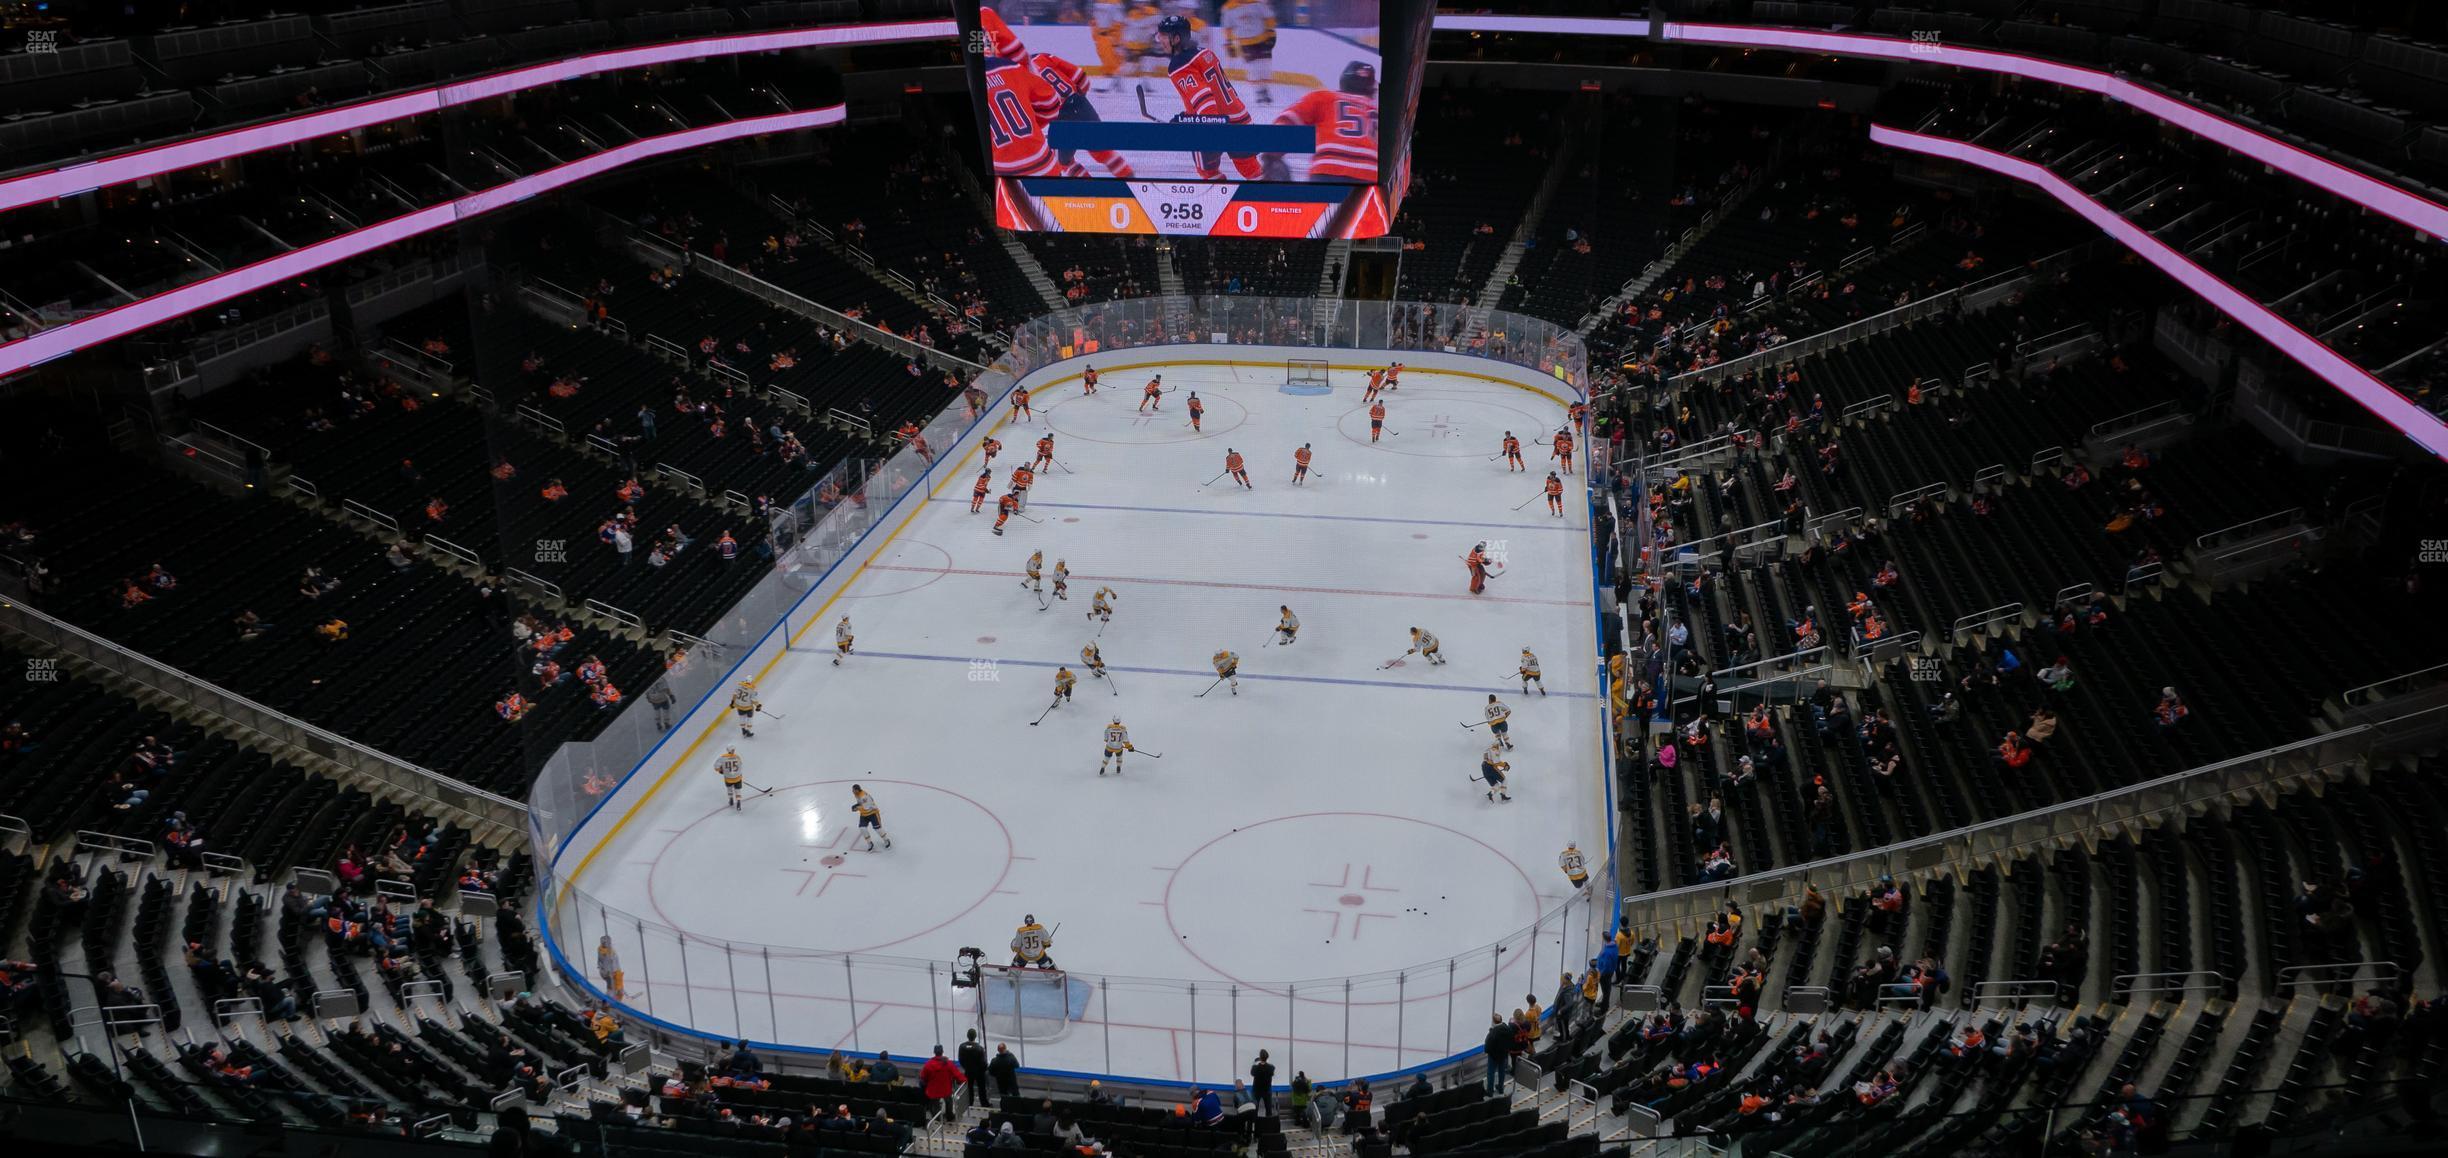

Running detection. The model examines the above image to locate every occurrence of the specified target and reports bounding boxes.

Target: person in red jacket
[919,1045,962,1121]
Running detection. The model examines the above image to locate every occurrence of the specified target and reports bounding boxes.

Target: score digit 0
[1108,200,1137,230]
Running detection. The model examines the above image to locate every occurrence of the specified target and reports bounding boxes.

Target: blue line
[859,648,1597,699]
[930,496,1586,533]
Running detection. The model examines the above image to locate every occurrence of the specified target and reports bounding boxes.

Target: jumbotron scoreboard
[999,178,1389,237]
[960,1,1431,239]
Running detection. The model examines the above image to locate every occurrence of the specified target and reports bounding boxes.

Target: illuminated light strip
[0,106,844,377]
[0,20,951,214]
[1429,14,1652,37]
[1665,23,2448,241]
[1867,123,2448,462]
[1418,15,2448,242]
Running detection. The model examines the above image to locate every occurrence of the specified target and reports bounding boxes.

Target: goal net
[976,965,1088,1042]
[1286,358,1331,393]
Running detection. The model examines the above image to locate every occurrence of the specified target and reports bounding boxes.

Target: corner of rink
[544,342,1613,1087]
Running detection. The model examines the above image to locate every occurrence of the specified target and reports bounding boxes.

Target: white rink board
[559,352,1608,1085]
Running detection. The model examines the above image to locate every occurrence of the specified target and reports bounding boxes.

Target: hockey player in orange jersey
[1363,366,1386,402]
[1501,432,1524,472]
[1009,463,1036,509]
[1291,443,1312,485]
[1034,434,1055,472]
[993,491,1020,536]
[1223,448,1250,490]
[1139,375,1164,412]
[1369,400,1387,443]
[1269,62,1378,183]
[1081,365,1100,395]
[1186,392,1206,432]
[1545,471,1566,517]
[970,467,993,513]
[1552,427,1575,474]
[1464,542,1491,595]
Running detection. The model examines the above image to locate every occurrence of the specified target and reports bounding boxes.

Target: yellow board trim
[555,355,1574,897]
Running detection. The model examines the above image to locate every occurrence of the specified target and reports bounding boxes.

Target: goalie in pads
[1012,915,1056,969]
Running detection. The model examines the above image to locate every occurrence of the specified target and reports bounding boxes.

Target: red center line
[866,564,1585,608]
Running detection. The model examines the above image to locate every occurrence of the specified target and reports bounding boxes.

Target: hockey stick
[1459,720,1489,729]
[1135,750,1163,759]
[1012,510,1044,524]
[1095,615,1111,638]
[1135,85,1163,122]
[756,708,787,720]
[1199,469,1230,487]
[744,783,776,796]
[1194,675,1231,699]
[1377,654,1411,670]
[1513,491,1545,511]
[1051,457,1075,474]
[1106,669,1121,697]
[1029,700,1059,726]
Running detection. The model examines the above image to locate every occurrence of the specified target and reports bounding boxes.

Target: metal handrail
[2340,662,2448,707]
[1886,482,1948,515]
[1970,980,2061,1005]
[1807,506,1864,534]
[2088,398,2183,439]
[1951,603,2023,636]
[2195,507,2304,550]
[2276,961,2400,990]
[2111,970,2228,998]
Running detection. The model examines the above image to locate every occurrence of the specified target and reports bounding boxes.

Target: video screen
[965,2,1390,237]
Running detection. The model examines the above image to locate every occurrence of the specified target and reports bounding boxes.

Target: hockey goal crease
[976,965,1091,1042]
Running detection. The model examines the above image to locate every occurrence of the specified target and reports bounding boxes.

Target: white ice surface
[562,360,1610,1084]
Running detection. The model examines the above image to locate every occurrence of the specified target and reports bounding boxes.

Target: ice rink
[557,356,1611,1083]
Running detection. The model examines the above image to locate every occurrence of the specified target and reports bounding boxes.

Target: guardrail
[2112,970,2229,999]
[1886,482,1948,515]
[2276,961,2400,991]
[1843,394,1894,422]
[340,499,400,536]
[286,476,319,501]
[586,599,643,630]
[2195,507,2303,551]
[1951,603,2023,637]
[2340,663,2448,708]
[2089,398,2184,440]
[422,535,483,570]
[0,596,527,842]
[2030,446,2066,473]
[74,830,156,860]
[507,568,564,602]
[655,463,706,496]
[1807,506,1863,535]
[645,333,690,363]
[515,403,566,436]
[1970,980,2061,1006]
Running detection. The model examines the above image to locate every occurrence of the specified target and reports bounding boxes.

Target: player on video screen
[1222,0,1279,105]
[1156,14,1263,180]
[1268,60,1376,183]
